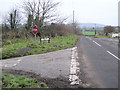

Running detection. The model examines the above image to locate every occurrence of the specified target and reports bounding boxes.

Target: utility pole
[73,10,74,25]
[73,10,75,31]
[95,24,96,36]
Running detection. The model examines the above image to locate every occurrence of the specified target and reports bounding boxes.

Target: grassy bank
[2,35,79,59]
[2,74,48,88]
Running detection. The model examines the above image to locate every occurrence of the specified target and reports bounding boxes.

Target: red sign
[32,25,38,35]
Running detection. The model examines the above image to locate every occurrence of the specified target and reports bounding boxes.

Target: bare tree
[56,17,69,24]
[22,0,60,43]
[7,9,21,30]
[22,0,59,28]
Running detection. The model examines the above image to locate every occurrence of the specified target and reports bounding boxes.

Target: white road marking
[86,37,120,61]
[86,37,101,47]
[17,59,21,62]
[86,37,92,40]
[69,47,81,85]
[107,51,120,61]
[92,39,120,60]
[4,65,7,67]
[93,40,101,47]
[2,58,22,67]
[13,64,17,67]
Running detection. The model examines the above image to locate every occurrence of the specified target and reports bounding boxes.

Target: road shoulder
[76,37,98,88]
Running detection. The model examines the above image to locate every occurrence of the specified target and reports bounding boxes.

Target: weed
[2,74,48,88]
[2,35,79,59]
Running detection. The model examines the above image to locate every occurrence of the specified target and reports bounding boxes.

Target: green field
[82,31,95,35]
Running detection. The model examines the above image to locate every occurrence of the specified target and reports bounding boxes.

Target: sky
[0,0,120,26]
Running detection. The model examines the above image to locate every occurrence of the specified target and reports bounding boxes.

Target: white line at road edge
[69,47,81,85]
[107,51,120,61]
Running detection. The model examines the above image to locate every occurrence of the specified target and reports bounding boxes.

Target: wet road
[79,36,118,88]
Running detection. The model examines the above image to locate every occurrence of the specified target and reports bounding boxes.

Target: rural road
[1,36,119,88]
[1,47,82,88]
[77,36,118,88]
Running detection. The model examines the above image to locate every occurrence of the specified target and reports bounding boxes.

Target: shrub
[2,49,20,59]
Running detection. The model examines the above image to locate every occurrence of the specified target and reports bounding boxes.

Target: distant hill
[78,23,105,28]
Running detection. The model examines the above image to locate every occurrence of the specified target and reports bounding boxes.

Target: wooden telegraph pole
[95,24,96,36]
[73,10,74,25]
[73,10,75,31]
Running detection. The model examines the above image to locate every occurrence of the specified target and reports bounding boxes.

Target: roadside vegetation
[2,74,48,88]
[2,35,79,59]
[1,0,81,88]
[1,0,81,59]
[94,35,109,38]
[1,0,116,87]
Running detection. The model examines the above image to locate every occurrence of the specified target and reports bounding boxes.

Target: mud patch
[16,47,32,56]
[2,69,83,88]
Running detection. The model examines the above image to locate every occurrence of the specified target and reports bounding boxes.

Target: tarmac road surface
[1,36,119,88]
[77,36,118,88]
[2,48,72,79]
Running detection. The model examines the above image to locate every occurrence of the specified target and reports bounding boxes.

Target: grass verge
[2,74,48,88]
[2,35,79,59]
[94,35,109,38]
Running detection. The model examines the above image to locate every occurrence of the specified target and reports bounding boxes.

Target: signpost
[41,38,49,41]
[32,25,38,44]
